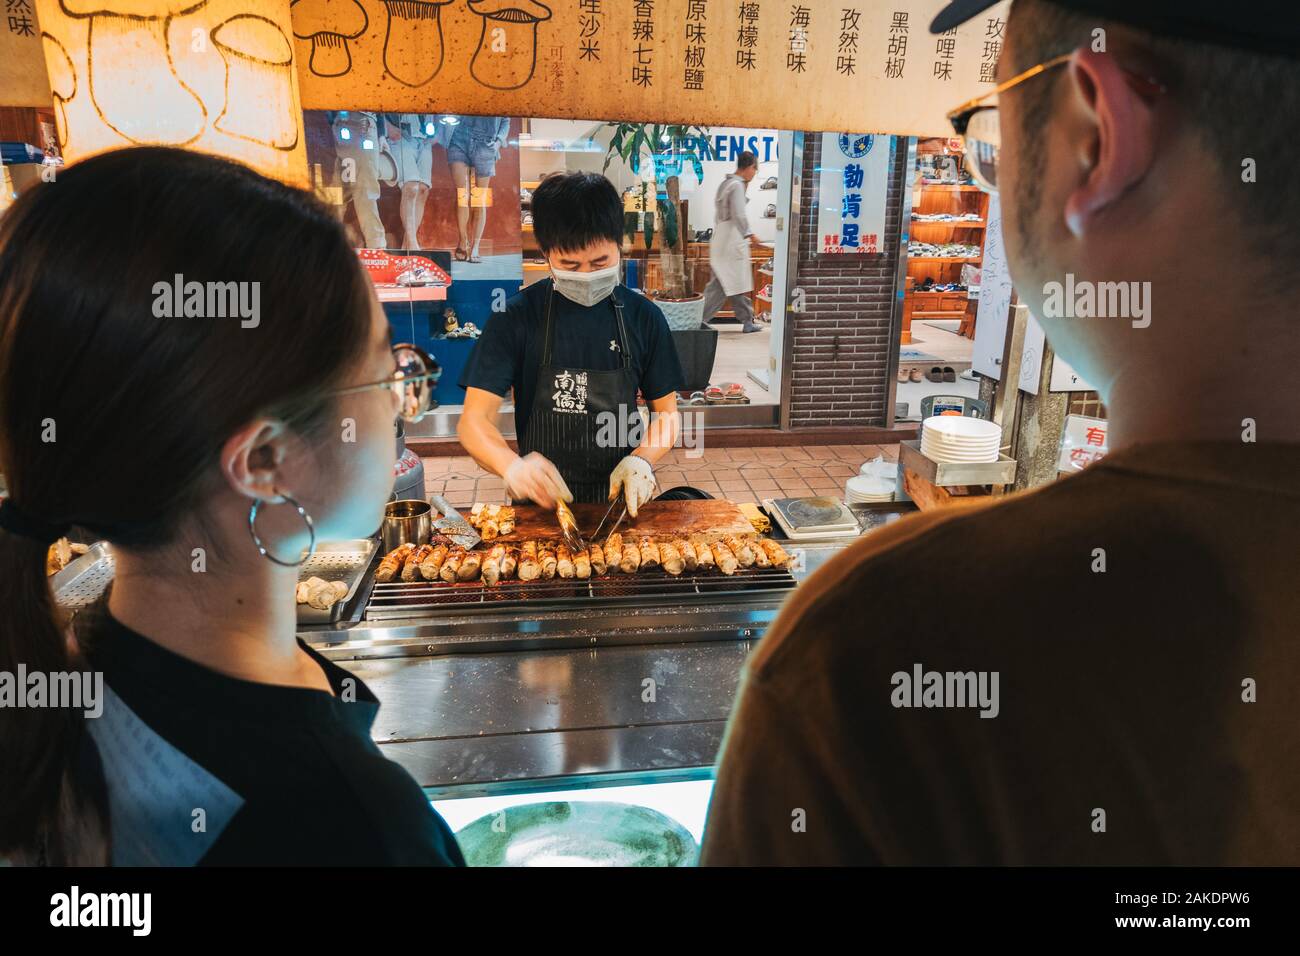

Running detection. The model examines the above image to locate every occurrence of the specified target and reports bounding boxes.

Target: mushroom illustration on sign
[40,33,77,150]
[58,0,209,145]
[292,0,368,78]
[467,0,552,91]
[212,14,299,150]
[381,0,455,87]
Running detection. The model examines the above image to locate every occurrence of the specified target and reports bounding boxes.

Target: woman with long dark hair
[0,148,464,865]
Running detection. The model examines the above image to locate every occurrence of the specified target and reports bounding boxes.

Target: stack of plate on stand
[849,457,898,503]
[846,474,896,503]
[920,416,1001,463]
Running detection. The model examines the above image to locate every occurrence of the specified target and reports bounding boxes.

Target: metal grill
[365,564,797,620]
[52,543,114,609]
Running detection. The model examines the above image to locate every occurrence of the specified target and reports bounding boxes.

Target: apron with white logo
[520,282,639,504]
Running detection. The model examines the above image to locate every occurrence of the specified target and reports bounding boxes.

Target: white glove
[505,453,572,508]
[609,454,656,518]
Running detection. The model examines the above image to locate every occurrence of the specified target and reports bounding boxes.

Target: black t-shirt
[458,279,685,441]
[81,609,465,866]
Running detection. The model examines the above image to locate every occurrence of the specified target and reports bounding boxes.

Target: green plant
[603,123,713,300]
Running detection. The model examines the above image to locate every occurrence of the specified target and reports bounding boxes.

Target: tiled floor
[424,443,900,507]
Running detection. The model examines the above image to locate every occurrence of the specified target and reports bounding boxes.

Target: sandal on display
[721,382,749,403]
[942,366,956,383]
[909,367,923,383]
[704,385,726,404]
[760,176,777,190]
[688,390,707,406]
[927,367,945,383]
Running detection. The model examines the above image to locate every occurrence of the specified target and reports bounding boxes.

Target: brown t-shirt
[700,442,1300,865]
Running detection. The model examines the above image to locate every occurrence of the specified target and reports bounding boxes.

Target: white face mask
[551,262,620,307]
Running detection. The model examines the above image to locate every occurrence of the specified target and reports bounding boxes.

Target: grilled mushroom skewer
[481,544,505,585]
[573,547,591,579]
[375,544,415,582]
[710,540,738,575]
[439,548,465,583]
[618,534,641,573]
[675,538,698,572]
[723,535,756,568]
[538,542,558,580]
[588,541,607,575]
[518,541,541,581]
[659,540,684,575]
[604,533,624,572]
[419,543,450,580]
[691,534,715,569]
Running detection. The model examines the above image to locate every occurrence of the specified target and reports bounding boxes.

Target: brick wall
[787,133,908,428]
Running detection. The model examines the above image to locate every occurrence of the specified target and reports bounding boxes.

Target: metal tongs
[555,498,588,553]
[587,493,628,545]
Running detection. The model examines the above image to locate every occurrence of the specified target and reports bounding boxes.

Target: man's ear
[219,418,292,503]
[1063,47,1159,237]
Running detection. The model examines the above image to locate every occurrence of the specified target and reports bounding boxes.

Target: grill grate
[365,565,796,619]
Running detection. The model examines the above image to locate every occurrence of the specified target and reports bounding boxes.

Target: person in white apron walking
[701,151,761,333]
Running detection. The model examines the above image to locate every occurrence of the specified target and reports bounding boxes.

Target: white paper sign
[1019,311,1046,394]
[1057,414,1109,472]
[972,193,1013,379]
[1049,354,1096,393]
[816,133,892,254]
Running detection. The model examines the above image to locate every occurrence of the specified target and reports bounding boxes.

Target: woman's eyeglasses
[331,343,441,423]
[946,52,1166,193]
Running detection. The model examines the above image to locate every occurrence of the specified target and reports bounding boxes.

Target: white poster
[816,133,892,254]
[1020,311,1045,395]
[972,193,1013,379]
[1050,354,1096,393]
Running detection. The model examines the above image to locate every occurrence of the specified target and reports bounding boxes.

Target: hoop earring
[248,492,316,567]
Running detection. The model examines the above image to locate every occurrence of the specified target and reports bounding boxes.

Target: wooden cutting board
[490,500,754,544]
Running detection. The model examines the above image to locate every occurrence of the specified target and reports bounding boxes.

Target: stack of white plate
[921,416,1001,463]
[845,475,894,503]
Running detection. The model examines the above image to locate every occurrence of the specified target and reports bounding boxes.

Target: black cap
[931,0,1300,59]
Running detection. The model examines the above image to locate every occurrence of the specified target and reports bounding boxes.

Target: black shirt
[458,279,685,441]
[82,610,465,866]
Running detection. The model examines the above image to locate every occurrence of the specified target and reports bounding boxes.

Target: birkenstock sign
[291,0,1011,138]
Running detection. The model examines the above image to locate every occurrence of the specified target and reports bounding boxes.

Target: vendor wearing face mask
[458,172,684,513]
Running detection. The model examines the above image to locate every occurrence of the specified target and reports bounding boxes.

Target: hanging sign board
[33,0,308,185]
[292,0,1010,138]
[816,132,891,254]
[0,0,52,107]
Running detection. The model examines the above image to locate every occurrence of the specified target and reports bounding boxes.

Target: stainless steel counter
[312,505,915,796]
[349,640,752,796]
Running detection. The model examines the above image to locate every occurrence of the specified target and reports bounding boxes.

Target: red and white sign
[358,250,450,303]
[1058,414,1109,473]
